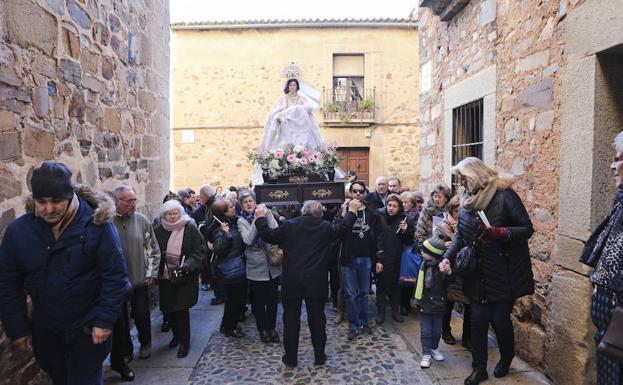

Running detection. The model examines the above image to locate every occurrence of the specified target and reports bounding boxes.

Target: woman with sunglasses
[335,181,385,340]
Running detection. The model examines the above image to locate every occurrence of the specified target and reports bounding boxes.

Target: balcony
[321,87,376,127]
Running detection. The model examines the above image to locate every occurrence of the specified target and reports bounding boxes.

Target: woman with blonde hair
[439,157,534,385]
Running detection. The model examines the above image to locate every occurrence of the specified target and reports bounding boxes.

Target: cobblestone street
[104,291,552,385]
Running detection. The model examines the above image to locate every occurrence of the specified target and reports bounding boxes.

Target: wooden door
[337,147,369,185]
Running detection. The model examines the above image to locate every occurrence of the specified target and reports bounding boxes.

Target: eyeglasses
[416,200,424,204]
[119,198,138,205]
[351,189,365,194]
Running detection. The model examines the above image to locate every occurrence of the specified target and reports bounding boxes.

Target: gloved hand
[482,226,509,241]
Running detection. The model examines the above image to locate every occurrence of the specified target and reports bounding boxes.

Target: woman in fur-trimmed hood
[439,157,534,385]
[0,162,130,385]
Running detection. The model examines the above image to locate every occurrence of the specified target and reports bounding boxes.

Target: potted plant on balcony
[357,98,375,112]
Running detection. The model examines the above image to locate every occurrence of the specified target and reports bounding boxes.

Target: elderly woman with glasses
[154,200,206,358]
[237,191,281,343]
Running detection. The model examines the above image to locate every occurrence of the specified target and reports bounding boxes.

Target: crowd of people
[3,137,623,385]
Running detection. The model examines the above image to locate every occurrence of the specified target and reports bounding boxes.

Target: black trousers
[328,251,340,307]
[376,270,400,314]
[443,302,472,342]
[32,325,111,385]
[592,285,623,385]
[222,280,247,331]
[282,296,326,364]
[470,300,515,371]
[110,286,151,365]
[250,277,279,332]
[168,309,190,345]
[400,286,414,309]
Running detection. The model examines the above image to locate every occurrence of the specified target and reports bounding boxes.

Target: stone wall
[0,0,170,383]
[171,25,420,191]
[417,0,596,383]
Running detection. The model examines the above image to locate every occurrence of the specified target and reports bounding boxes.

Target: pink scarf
[162,215,191,279]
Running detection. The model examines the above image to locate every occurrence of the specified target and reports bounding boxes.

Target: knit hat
[422,237,447,258]
[31,162,74,200]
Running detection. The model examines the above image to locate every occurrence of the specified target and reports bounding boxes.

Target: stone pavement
[104,291,553,385]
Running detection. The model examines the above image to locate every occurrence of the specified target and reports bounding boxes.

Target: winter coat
[443,188,534,303]
[419,257,448,314]
[364,191,388,211]
[155,221,206,313]
[415,198,445,243]
[238,213,282,281]
[334,205,385,266]
[377,208,414,282]
[0,186,130,340]
[113,212,161,288]
[433,212,468,304]
[256,212,356,299]
[212,216,246,284]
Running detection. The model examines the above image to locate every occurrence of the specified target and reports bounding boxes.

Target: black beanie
[31,162,74,200]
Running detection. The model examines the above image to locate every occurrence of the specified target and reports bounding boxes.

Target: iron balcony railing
[322,87,376,122]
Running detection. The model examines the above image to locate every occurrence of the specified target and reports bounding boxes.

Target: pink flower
[287,154,296,163]
[302,149,310,156]
[299,158,309,165]
[274,149,284,160]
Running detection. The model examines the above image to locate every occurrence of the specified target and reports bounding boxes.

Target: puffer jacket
[443,188,534,303]
[0,186,130,340]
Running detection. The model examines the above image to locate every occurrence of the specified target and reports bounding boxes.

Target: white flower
[293,144,305,153]
[269,159,281,170]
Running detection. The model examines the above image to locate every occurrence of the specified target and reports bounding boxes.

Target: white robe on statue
[252,94,327,185]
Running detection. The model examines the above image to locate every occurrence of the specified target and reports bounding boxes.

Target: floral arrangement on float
[248,142,340,183]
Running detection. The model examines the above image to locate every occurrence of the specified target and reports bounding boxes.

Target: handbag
[168,255,193,286]
[598,305,623,362]
[454,243,478,275]
[218,255,246,282]
[268,245,284,266]
[399,243,422,286]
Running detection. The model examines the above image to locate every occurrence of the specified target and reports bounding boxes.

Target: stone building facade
[418,0,623,384]
[0,0,170,383]
[170,19,419,191]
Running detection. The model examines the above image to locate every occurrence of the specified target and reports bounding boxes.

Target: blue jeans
[420,313,443,355]
[341,256,372,332]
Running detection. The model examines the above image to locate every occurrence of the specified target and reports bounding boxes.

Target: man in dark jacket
[255,199,360,368]
[335,181,385,340]
[364,176,389,211]
[0,162,130,385]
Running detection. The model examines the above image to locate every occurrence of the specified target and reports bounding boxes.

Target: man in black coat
[255,199,360,367]
[364,176,389,211]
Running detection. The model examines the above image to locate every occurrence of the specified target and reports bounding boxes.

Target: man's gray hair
[614,131,623,153]
[199,184,215,198]
[301,200,324,218]
[112,184,135,202]
[376,176,387,184]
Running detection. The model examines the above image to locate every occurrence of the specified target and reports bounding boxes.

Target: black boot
[177,342,189,358]
[494,359,512,378]
[111,363,135,382]
[442,330,457,345]
[464,370,488,385]
[376,296,386,324]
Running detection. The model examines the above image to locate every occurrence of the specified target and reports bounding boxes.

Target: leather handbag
[268,245,284,266]
[598,305,623,362]
[454,243,478,275]
[169,266,192,285]
[218,255,246,282]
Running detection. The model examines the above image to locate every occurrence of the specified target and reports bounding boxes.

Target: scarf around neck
[460,177,499,212]
[162,215,191,279]
[47,193,80,240]
[242,210,264,248]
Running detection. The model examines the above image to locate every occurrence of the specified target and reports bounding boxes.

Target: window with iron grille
[332,54,364,102]
[452,99,484,192]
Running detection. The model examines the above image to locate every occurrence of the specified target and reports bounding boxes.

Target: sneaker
[431,349,444,361]
[200,283,210,291]
[361,325,373,335]
[420,354,432,368]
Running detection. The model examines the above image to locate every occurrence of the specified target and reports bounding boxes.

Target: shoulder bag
[267,245,284,266]
[218,254,246,282]
[454,242,478,275]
